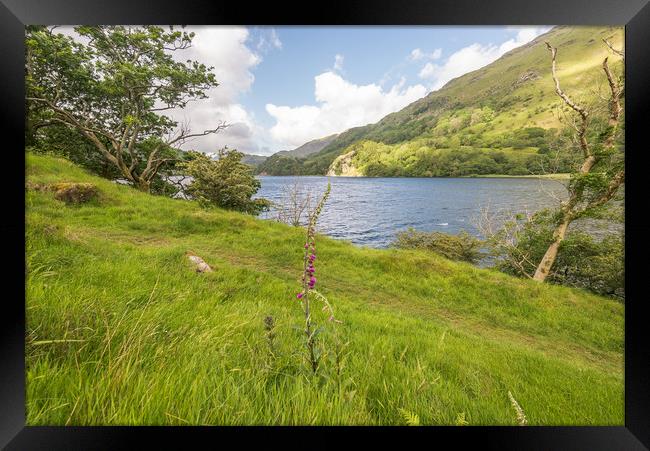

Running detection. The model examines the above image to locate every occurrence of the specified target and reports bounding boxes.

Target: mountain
[240,153,268,168]
[256,134,339,175]
[266,26,624,177]
[277,133,339,159]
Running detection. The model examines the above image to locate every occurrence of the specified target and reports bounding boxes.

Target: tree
[180,149,271,215]
[532,40,624,282]
[479,207,624,298]
[26,26,224,192]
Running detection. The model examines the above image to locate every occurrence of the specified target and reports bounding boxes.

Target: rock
[187,253,213,273]
[513,70,540,87]
[50,182,99,204]
[327,150,361,176]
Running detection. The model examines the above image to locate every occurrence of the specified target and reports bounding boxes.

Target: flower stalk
[296,182,331,373]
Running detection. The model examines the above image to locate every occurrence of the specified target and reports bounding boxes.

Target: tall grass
[25,154,624,425]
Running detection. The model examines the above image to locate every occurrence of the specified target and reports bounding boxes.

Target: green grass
[25,153,623,425]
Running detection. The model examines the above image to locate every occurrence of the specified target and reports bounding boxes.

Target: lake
[256,176,570,248]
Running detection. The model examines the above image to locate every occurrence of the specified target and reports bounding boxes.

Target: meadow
[26,153,623,425]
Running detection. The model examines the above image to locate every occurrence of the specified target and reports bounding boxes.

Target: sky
[60,26,553,155]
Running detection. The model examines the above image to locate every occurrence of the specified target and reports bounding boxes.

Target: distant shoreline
[257,173,571,180]
[461,173,571,180]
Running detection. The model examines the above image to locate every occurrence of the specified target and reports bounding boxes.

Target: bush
[180,149,270,215]
[552,233,624,298]
[493,210,624,299]
[393,228,482,263]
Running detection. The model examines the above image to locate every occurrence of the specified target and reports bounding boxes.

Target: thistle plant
[295,181,336,373]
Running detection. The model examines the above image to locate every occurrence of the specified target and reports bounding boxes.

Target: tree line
[26,25,266,214]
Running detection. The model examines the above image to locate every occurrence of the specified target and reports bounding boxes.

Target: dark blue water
[257,176,569,248]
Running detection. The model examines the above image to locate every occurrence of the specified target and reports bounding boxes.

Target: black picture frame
[1,0,648,448]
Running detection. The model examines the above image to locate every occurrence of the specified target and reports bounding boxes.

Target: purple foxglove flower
[296,292,303,299]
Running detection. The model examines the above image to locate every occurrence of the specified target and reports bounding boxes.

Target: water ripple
[257,176,568,247]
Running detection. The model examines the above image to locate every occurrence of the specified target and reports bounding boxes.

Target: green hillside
[240,153,268,168]
[26,154,623,425]
[262,26,624,176]
[256,134,339,175]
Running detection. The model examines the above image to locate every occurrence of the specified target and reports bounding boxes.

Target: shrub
[393,228,482,263]
[180,149,270,215]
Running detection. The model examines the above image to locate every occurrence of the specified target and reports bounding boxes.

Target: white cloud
[266,72,427,148]
[256,28,283,52]
[166,26,269,154]
[409,48,424,60]
[418,26,551,91]
[56,26,270,154]
[333,54,345,72]
[409,48,442,61]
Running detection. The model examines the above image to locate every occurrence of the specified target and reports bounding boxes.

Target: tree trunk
[533,216,571,282]
[136,180,151,193]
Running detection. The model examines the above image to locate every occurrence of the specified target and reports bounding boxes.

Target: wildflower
[294,181,332,373]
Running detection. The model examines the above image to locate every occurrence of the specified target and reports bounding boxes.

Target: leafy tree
[26,25,223,192]
[180,149,270,215]
[532,41,624,281]
[28,124,122,179]
[28,123,186,195]
[489,210,624,299]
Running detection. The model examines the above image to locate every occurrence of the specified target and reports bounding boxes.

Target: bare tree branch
[166,121,229,147]
[545,42,591,164]
[603,39,625,61]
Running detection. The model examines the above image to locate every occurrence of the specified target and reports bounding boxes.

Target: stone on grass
[187,253,213,273]
[50,182,99,205]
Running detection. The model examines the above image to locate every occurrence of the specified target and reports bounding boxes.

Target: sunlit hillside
[259,26,624,177]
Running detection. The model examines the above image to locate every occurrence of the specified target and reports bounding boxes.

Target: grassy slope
[299,26,624,175]
[26,154,623,425]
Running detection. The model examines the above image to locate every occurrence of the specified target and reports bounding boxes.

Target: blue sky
[242,26,545,129]
[61,26,552,155]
